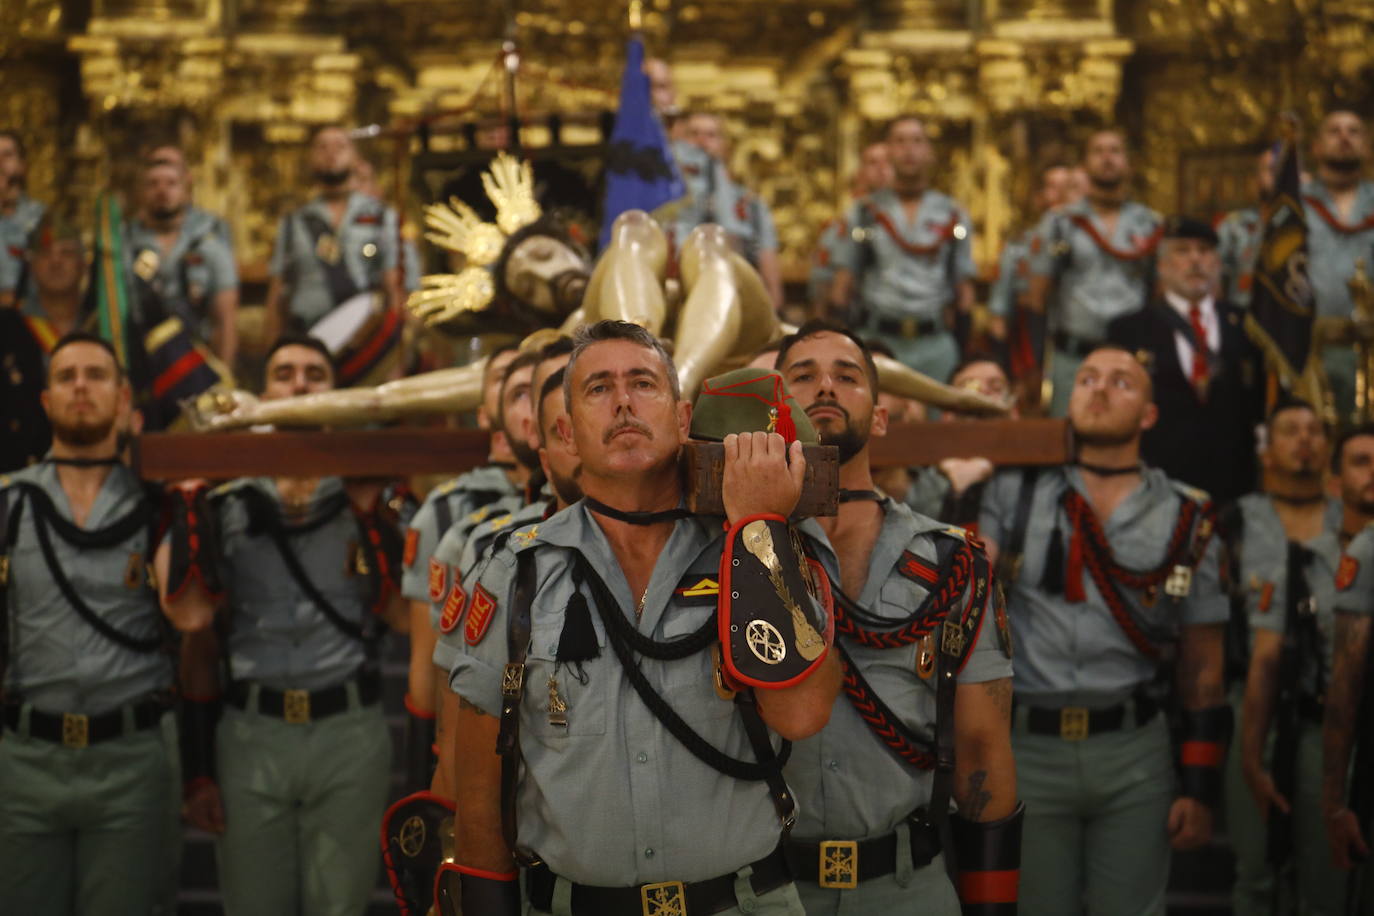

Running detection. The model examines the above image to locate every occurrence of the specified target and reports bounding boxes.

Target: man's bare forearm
[1177,624,1226,709]
[453,694,514,871]
[1241,632,1281,770]
[953,678,1017,822]
[1324,613,1371,811]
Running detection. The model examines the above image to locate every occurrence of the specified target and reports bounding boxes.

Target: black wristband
[1179,705,1232,808]
[435,864,519,916]
[179,695,222,786]
[951,801,1024,915]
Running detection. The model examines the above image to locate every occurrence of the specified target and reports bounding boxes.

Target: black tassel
[556,588,600,664]
[1041,522,1065,595]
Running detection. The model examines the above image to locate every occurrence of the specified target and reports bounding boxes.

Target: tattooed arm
[1323,611,1372,869]
[953,678,1017,822]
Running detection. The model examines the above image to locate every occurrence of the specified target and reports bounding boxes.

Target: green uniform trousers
[795,849,960,915]
[215,696,391,916]
[0,711,176,916]
[1014,711,1173,916]
[532,872,806,916]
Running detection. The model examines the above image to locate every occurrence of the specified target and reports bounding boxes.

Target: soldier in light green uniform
[1301,112,1374,422]
[125,156,240,363]
[1229,406,1371,915]
[828,118,975,385]
[164,334,408,915]
[436,320,841,915]
[980,346,1229,916]
[774,323,1021,915]
[1028,131,1162,416]
[0,333,183,916]
[808,142,893,311]
[265,125,403,335]
[0,129,46,310]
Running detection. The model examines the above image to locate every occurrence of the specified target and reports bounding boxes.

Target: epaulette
[465,505,493,525]
[1169,480,1211,507]
[505,522,542,553]
[486,513,512,532]
[432,478,460,498]
[208,479,252,502]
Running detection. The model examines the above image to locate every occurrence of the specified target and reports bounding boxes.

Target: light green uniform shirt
[125,207,238,339]
[788,501,1011,841]
[268,191,399,327]
[1237,493,1343,698]
[979,467,1227,706]
[399,465,522,604]
[446,504,817,885]
[213,477,380,691]
[1,462,171,714]
[1029,199,1162,343]
[1302,179,1374,319]
[832,188,975,322]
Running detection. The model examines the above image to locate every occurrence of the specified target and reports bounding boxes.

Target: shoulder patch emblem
[1258,581,1274,613]
[1338,555,1360,591]
[465,585,497,645]
[898,550,938,585]
[512,525,539,545]
[403,529,419,568]
[428,558,447,603]
[439,580,467,633]
[467,506,492,525]
[488,514,512,532]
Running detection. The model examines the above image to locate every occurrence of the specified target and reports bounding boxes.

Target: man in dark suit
[1107,216,1264,507]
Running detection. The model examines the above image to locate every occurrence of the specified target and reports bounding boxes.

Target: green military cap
[690,367,818,445]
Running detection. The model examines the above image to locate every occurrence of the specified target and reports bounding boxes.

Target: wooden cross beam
[132,419,1073,480]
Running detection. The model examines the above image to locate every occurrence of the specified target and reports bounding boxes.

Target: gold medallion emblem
[745,619,787,665]
[398,815,427,857]
[133,249,160,281]
[316,232,341,265]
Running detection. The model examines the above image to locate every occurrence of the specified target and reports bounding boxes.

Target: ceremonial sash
[1067,214,1163,262]
[22,315,59,354]
[1303,196,1374,235]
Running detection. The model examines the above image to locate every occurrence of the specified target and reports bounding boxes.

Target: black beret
[1163,215,1219,246]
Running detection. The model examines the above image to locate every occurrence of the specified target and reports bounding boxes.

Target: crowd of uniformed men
[2,64,1374,916]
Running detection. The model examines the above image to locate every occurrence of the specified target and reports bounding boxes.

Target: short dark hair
[264,332,335,375]
[1265,397,1318,437]
[48,331,123,382]
[773,319,880,392]
[948,352,1008,385]
[1332,422,1374,473]
[310,123,350,144]
[1084,127,1127,156]
[564,320,680,409]
[481,343,520,390]
[537,366,568,443]
[495,349,543,430]
[862,337,896,360]
[539,335,576,362]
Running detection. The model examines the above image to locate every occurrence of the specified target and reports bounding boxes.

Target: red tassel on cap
[774,401,797,444]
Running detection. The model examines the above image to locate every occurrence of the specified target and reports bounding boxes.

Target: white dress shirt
[1164,291,1220,375]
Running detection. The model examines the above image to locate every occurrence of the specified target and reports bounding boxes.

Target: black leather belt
[3,697,168,748]
[1023,695,1158,740]
[227,672,380,724]
[874,316,943,339]
[526,846,791,916]
[786,812,940,888]
[1052,331,1100,359]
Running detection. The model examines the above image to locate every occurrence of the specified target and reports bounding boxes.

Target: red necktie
[1188,304,1210,395]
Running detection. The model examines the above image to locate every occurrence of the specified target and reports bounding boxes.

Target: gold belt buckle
[62,712,89,748]
[1060,706,1089,741]
[901,318,919,338]
[283,689,311,724]
[501,663,525,697]
[818,839,858,889]
[640,880,687,915]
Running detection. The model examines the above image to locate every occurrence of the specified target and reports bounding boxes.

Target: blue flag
[599,37,684,250]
